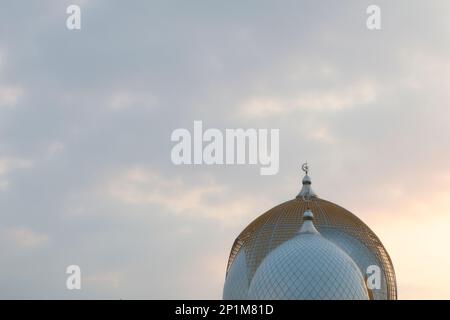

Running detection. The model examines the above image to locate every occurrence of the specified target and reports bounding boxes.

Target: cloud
[0,0,450,299]
[237,98,286,118]
[0,157,33,191]
[0,86,22,108]
[238,82,377,119]
[46,141,65,156]
[103,167,263,224]
[0,158,32,175]
[2,227,49,250]
[108,91,158,111]
[83,271,121,291]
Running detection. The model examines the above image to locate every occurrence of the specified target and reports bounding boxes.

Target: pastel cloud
[239,82,377,118]
[0,157,33,191]
[0,0,450,299]
[2,227,49,250]
[103,167,268,225]
[0,86,23,108]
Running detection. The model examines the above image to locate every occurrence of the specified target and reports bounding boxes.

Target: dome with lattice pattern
[223,166,397,300]
[248,209,368,300]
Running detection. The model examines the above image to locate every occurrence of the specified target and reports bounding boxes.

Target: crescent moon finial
[301,162,309,175]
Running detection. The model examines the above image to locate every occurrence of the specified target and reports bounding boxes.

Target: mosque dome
[223,163,397,300]
[248,210,369,300]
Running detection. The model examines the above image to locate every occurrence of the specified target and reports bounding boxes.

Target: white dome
[247,217,369,300]
[222,249,249,299]
[224,168,397,300]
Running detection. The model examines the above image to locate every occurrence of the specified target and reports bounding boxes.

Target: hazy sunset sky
[1,0,450,299]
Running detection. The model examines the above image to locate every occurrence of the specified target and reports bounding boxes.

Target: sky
[1,0,450,299]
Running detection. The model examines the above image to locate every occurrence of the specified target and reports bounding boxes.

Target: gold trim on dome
[225,197,397,300]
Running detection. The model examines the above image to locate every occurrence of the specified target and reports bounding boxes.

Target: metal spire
[298,209,320,235]
[296,162,318,200]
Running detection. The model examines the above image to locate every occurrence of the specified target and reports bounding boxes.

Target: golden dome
[224,166,397,300]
